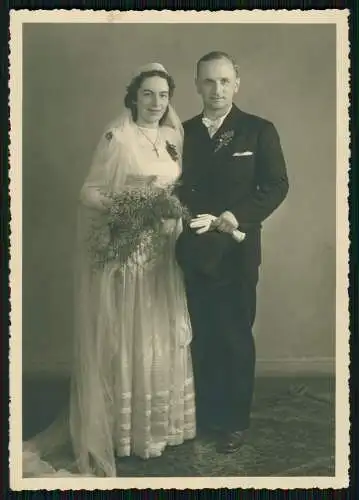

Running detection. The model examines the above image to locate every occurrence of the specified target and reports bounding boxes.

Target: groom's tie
[202,116,223,138]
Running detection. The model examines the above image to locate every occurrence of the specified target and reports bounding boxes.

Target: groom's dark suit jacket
[176,105,289,282]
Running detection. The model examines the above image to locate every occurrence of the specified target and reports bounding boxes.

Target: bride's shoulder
[102,126,123,144]
[160,125,180,145]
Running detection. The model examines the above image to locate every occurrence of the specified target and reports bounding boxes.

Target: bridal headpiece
[131,62,169,79]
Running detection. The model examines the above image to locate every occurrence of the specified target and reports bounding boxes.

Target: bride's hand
[80,186,112,212]
[98,194,113,211]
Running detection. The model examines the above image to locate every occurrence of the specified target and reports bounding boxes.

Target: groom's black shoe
[216,430,247,454]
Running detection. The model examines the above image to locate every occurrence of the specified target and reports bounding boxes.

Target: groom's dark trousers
[175,105,289,432]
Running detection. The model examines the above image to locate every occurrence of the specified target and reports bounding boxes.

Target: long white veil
[23,67,185,478]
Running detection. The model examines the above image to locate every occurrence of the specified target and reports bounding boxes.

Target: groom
[175,51,289,453]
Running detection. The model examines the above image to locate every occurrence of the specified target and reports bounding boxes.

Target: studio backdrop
[22,22,336,375]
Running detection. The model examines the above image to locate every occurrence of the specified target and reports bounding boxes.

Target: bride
[23,63,196,478]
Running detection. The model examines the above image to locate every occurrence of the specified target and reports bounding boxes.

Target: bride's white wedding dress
[23,119,196,478]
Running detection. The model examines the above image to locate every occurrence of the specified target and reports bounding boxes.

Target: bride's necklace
[137,125,160,157]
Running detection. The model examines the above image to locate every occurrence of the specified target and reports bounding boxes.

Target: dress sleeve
[80,129,127,211]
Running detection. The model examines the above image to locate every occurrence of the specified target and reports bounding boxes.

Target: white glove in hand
[189,214,217,234]
[190,213,246,242]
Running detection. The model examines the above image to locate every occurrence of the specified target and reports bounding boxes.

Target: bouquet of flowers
[87,182,190,269]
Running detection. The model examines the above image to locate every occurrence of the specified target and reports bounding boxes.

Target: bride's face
[136,76,170,127]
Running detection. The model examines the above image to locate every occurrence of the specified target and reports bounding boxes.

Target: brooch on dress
[105,131,113,141]
[165,141,179,162]
[214,130,235,153]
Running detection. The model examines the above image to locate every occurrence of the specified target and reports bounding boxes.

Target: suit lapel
[212,104,244,141]
[186,105,247,184]
[183,115,212,183]
[190,105,242,146]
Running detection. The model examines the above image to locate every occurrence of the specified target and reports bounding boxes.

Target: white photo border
[8,9,351,491]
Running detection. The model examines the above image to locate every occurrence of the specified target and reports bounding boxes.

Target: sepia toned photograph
[9,9,350,490]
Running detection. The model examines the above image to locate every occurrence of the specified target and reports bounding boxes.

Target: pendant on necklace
[137,125,160,157]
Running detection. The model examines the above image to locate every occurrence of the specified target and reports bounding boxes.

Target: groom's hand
[215,211,239,234]
[189,211,239,235]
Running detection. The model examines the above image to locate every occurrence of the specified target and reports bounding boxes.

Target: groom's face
[196,58,239,113]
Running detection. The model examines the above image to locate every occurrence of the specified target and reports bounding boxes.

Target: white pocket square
[233,151,253,157]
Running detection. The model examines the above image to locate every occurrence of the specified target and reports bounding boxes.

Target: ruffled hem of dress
[22,450,95,478]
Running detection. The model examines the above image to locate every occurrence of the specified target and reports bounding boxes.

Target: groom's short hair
[196,51,239,78]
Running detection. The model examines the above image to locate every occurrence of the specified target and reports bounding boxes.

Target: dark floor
[23,375,335,477]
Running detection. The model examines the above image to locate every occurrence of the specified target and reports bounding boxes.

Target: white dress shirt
[202,105,233,138]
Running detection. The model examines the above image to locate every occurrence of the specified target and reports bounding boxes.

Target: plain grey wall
[22,23,336,374]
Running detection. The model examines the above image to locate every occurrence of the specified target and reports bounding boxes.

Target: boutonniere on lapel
[214,130,235,153]
[165,141,179,162]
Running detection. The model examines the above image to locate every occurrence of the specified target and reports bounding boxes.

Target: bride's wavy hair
[124,70,176,124]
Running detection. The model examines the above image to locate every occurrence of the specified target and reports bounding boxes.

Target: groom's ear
[195,77,199,93]
[233,64,240,93]
[234,76,240,94]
